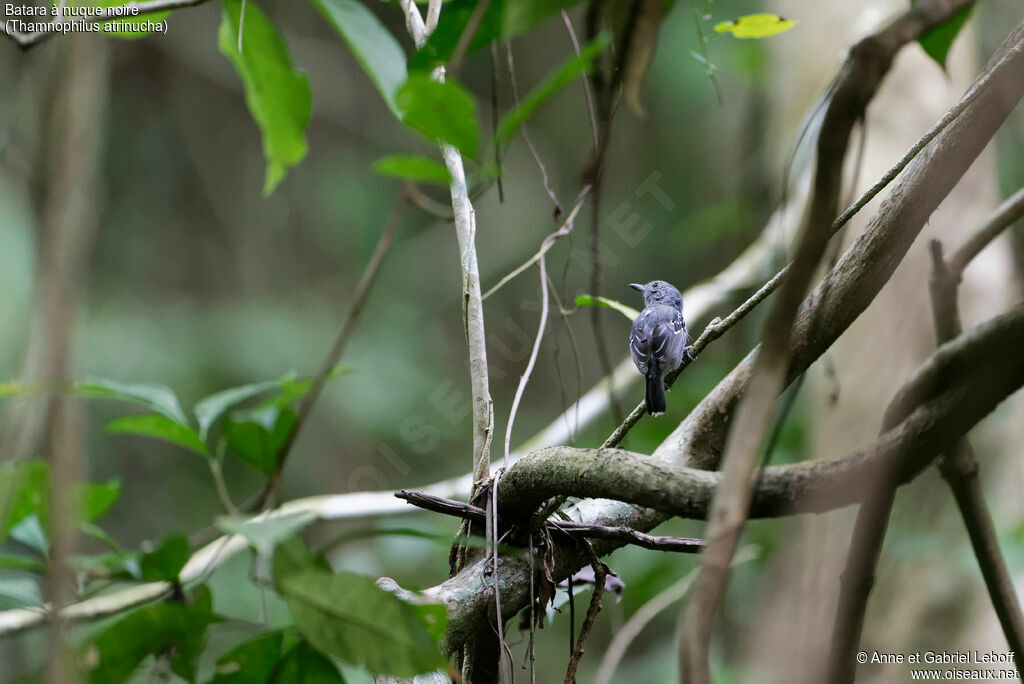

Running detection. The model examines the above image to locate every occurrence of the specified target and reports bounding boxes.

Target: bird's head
[630,280,683,310]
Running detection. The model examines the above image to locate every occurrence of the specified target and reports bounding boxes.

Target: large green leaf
[397,74,478,159]
[310,0,407,120]
[194,378,284,442]
[0,462,120,547]
[209,630,285,684]
[224,405,297,476]
[410,0,583,70]
[0,460,50,539]
[106,414,208,457]
[494,34,609,147]
[74,378,189,425]
[914,0,973,70]
[139,534,190,582]
[219,0,312,195]
[273,639,345,683]
[279,568,447,677]
[73,479,122,522]
[80,586,219,684]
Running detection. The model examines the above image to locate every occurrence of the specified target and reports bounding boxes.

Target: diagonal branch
[681,2,978,677]
[826,187,1024,681]
[255,190,408,509]
[930,238,1024,657]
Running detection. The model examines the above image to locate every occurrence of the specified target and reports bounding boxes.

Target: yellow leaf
[714,13,797,39]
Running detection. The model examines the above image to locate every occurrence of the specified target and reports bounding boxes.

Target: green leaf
[217,511,317,557]
[279,568,447,677]
[310,0,407,120]
[0,575,42,610]
[0,553,45,573]
[80,586,218,684]
[0,380,31,397]
[74,378,189,425]
[224,405,297,476]
[914,1,972,70]
[371,154,452,186]
[9,515,48,554]
[219,0,312,195]
[0,460,50,539]
[494,34,609,148]
[272,537,330,584]
[397,74,479,159]
[574,294,640,321]
[73,479,122,522]
[72,548,142,580]
[273,639,345,683]
[80,521,124,553]
[139,535,190,582]
[106,414,208,457]
[194,378,284,443]
[713,13,797,39]
[410,0,583,70]
[266,365,351,410]
[210,630,285,684]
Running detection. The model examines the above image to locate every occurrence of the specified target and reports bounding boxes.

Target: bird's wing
[629,311,652,373]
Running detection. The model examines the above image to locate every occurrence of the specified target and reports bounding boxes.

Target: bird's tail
[645,350,666,416]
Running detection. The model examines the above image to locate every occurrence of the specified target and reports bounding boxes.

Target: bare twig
[503,237,551,466]
[256,190,408,509]
[949,184,1024,274]
[424,0,441,34]
[594,568,698,684]
[482,188,590,300]
[406,184,455,219]
[565,551,607,683]
[395,489,704,553]
[449,0,491,76]
[681,2,980,678]
[561,10,599,149]
[506,40,563,215]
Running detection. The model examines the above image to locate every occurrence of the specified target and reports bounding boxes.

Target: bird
[628,280,690,416]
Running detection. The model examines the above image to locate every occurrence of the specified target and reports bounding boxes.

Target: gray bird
[629,280,690,416]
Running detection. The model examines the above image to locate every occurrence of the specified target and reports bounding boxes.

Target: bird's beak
[629,283,644,292]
